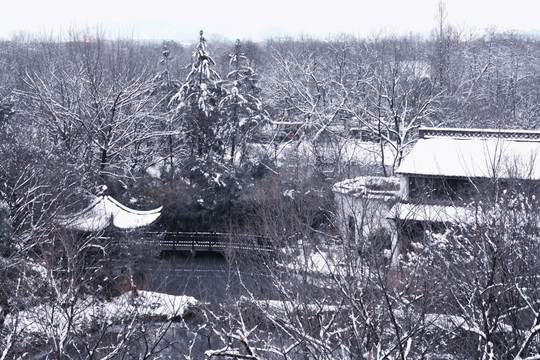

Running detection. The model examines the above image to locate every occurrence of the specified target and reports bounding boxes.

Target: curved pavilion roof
[58,195,162,232]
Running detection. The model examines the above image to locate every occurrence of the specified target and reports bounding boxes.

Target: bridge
[143,232,274,253]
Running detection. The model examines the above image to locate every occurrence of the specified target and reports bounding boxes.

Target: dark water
[130,251,283,358]
[139,251,276,302]
[21,250,280,359]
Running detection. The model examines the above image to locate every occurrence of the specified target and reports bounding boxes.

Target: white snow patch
[388,202,474,224]
[425,313,513,335]
[213,173,224,186]
[245,298,339,316]
[146,164,162,178]
[333,176,400,197]
[4,291,198,336]
[284,246,341,275]
[283,189,296,200]
[27,261,48,279]
[306,252,335,274]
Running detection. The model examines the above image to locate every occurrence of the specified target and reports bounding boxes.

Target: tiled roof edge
[419,127,540,141]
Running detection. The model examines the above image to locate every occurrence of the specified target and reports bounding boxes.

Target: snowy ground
[281,243,343,276]
[4,291,198,336]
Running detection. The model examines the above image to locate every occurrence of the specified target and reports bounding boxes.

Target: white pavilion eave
[58,195,162,232]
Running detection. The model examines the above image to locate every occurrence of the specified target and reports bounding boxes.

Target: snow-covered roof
[388,202,474,224]
[396,128,540,180]
[58,195,162,232]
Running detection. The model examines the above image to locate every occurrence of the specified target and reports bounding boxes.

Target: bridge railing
[143,232,274,253]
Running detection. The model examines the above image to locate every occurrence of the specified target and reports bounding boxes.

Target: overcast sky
[1,0,539,42]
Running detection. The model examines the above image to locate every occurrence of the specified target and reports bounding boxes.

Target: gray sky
[2,0,539,42]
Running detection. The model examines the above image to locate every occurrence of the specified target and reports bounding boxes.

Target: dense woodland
[1,20,540,359]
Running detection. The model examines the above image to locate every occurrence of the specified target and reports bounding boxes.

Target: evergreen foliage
[156,157,251,232]
[220,39,268,165]
[170,31,224,158]
[152,42,183,169]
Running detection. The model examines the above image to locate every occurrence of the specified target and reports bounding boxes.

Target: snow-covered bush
[155,156,254,232]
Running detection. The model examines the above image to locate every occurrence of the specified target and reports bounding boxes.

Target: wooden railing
[143,232,274,253]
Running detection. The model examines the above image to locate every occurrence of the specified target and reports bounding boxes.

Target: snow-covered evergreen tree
[154,42,182,103]
[152,42,183,169]
[219,39,267,165]
[170,31,223,158]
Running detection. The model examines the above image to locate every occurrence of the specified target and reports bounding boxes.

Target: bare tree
[16,30,169,184]
[350,36,443,175]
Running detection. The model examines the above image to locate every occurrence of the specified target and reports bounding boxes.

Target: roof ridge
[419,127,540,141]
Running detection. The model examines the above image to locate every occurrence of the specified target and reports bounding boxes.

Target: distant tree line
[1,26,539,210]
